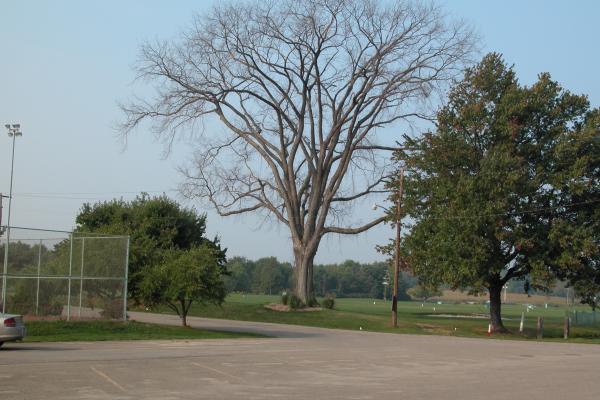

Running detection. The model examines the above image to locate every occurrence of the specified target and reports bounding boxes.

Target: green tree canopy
[139,244,228,326]
[394,53,599,331]
[75,194,223,300]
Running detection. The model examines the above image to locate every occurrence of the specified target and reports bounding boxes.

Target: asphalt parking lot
[1,313,599,400]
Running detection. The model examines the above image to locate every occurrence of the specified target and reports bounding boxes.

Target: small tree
[76,194,213,301]
[140,244,227,327]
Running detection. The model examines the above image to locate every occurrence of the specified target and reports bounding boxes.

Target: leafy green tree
[0,241,44,275]
[75,194,220,301]
[139,244,228,326]
[253,257,291,295]
[393,53,599,332]
[224,256,255,293]
[548,108,600,308]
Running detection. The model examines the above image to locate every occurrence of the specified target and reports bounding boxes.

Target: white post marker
[519,311,525,333]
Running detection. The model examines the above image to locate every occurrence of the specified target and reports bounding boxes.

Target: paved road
[1,312,599,400]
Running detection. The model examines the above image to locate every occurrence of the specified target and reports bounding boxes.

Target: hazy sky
[1,0,598,264]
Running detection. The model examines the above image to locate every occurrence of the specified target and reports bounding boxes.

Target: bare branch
[323,216,387,235]
[120,0,475,300]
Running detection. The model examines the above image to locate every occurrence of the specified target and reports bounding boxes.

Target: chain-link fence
[570,310,599,327]
[1,226,129,320]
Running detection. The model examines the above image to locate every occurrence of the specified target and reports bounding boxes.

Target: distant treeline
[225,257,416,299]
[225,256,575,301]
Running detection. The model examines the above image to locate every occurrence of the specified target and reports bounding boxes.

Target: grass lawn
[140,293,600,344]
[23,320,263,343]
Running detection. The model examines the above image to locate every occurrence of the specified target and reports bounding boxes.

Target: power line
[16,190,177,195]
[12,190,179,200]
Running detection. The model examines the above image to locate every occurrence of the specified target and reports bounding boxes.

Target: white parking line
[90,366,127,393]
[191,361,245,383]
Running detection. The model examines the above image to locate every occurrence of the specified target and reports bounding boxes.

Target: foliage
[225,256,293,294]
[281,292,289,306]
[407,285,443,302]
[225,257,415,299]
[288,294,304,310]
[76,194,221,301]
[391,53,599,331]
[547,108,600,308]
[322,296,335,310]
[100,299,125,319]
[9,280,63,316]
[139,244,228,326]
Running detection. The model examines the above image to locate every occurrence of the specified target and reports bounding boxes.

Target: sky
[1,0,598,264]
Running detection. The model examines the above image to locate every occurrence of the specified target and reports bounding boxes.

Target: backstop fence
[570,310,599,327]
[0,226,129,320]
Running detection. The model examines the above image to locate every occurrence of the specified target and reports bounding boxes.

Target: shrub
[101,299,125,319]
[322,296,335,310]
[281,291,289,305]
[307,297,320,308]
[40,300,63,316]
[288,294,304,310]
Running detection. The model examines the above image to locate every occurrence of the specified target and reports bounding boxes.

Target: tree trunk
[489,283,508,333]
[293,244,318,306]
[180,299,188,327]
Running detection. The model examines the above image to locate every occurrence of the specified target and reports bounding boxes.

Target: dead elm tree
[120,0,474,304]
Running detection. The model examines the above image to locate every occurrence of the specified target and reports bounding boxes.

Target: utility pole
[392,167,405,328]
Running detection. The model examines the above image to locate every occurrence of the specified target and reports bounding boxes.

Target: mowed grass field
[145,293,600,344]
[434,289,569,306]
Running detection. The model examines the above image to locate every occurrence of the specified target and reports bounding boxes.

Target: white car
[0,314,26,347]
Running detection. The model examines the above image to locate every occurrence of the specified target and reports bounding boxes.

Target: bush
[281,292,289,305]
[40,300,63,316]
[307,297,320,307]
[101,299,125,319]
[288,294,304,310]
[322,296,335,309]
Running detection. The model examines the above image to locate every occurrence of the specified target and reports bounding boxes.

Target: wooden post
[537,316,544,339]
[563,314,570,339]
[392,167,405,328]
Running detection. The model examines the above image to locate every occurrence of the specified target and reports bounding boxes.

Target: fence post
[36,239,42,315]
[67,233,73,321]
[563,313,570,339]
[122,236,130,321]
[537,316,544,339]
[78,237,85,319]
[1,227,10,315]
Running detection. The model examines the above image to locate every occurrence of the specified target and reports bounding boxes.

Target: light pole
[373,166,405,327]
[2,123,22,315]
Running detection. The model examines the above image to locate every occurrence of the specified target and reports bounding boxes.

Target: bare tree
[121,0,474,304]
